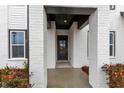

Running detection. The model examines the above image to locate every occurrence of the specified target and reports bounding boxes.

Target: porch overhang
[79,19,89,29]
[44,6,96,15]
[45,6,96,29]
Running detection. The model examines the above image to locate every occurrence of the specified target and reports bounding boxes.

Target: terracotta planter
[81,66,89,75]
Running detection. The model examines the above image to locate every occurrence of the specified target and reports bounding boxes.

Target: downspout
[27,5,30,85]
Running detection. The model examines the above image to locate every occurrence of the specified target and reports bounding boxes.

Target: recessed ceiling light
[64,20,67,23]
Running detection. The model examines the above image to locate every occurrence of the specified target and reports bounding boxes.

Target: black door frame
[57,35,68,61]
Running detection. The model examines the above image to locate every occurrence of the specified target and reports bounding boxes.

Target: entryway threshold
[56,62,73,68]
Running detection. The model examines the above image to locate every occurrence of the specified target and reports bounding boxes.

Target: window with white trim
[10,31,25,58]
[109,31,115,57]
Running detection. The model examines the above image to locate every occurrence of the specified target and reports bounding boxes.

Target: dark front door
[57,35,68,60]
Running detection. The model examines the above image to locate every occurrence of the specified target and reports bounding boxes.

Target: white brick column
[89,9,98,88]
[47,21,56,68]
[29,5,47,88]
[97,6,110,88]
[89,6,110,88]
[0,6,8,68]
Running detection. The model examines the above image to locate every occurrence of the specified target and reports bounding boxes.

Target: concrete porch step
[56,62,73,68]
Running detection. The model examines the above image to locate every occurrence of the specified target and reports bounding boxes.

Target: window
[109,31,115,57]
[110,5,116,10]
[10,31,25,58]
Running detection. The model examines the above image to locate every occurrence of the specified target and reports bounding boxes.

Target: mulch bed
[0,68,29,88]
[81,66,89,75]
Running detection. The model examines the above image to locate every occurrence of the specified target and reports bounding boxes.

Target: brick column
[29,5,47,88]
[89,6,110,88]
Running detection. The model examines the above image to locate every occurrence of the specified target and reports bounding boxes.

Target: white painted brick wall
[0,6,9,68]
[1,5,124,88]
[29,5,47,88]
[73,23,89,68]
[43,8,47,87]
[89,9,98,87]
[47,21,56,68]
[89,6,110,88]
[109,6,124,64]
[97,6,110,88]
[69,22,75,66]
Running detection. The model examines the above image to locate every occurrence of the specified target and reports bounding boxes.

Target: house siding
[0,6,27,68]
[9,5,27,29]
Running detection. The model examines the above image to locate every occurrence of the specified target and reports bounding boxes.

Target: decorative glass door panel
[57,35,68,60]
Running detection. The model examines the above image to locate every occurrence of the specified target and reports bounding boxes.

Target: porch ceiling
[47,14,89,29]
[45,6,94,29]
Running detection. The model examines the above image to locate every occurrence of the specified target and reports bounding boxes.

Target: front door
[57,35,68,61]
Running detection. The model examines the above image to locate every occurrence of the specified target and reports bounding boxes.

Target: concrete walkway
[47,68,92,88]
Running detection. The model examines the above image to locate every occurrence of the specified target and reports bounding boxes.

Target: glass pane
[110,33,113,44]
[59,40,66,48]
[11,32,24,44]
[110,45,113,56]
[12,46,24,57]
